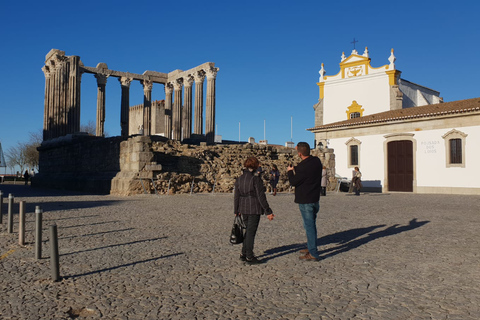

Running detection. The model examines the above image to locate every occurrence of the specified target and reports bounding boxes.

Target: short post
[19,201,26,245]
[211,177,216,194]
[35,206,43,259]
[49,224,60,282]
[7,193,14,233]
[167,179,171,195]
[0,190,3,224]
[190,177,195,195]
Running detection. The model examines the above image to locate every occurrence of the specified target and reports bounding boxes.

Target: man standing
[287,142,322,261]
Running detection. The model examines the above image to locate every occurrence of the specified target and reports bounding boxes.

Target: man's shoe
[299,253,319,261]
[299,249,309,254]
[245,257,264,265]
[239,254,246,261]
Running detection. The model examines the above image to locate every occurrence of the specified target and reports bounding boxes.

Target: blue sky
[1,0,479,171]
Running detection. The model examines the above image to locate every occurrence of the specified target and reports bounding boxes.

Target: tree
[80,120,109,137]
[6,143,28,174]
[6,130,42,173]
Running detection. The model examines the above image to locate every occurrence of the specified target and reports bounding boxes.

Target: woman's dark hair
[244,157,260,170]
[272,164,278,170]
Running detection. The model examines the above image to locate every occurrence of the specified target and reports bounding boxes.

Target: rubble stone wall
[111,136,336,195]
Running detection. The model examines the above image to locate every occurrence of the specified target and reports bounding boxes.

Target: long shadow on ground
[259,218,429,262]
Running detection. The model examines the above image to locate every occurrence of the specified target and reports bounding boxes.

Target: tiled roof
[308,97,480,131]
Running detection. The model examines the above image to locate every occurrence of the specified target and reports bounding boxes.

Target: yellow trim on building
[386,70,401,85]
[317,82,325,99]
[346,100,365,119]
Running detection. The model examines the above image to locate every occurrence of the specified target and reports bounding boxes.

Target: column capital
[95,73,109,86]
[119,76,133,87]
[194,70,206,83]
[165,82,173,94]
[173,78,183,91]
[184,74,194,88]
[42,66,51,78]
[142,79,153,92]
[205,67,219,80]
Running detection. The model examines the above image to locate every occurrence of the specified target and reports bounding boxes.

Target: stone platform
[0,184,479,319]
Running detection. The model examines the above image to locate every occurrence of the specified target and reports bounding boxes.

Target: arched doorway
[387,140,414,192]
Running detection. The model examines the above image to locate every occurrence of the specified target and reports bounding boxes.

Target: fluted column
[193,70,205,135]
[48,60,56,139]
[95,73,108,137]
[164,82,173,139]
[182,75,194,140]
[205,67,219,144]
[119,76,132,137]
[172,78,183,141]
[42,66,52,141]
[68,56,82,134]
[142,80,153,136]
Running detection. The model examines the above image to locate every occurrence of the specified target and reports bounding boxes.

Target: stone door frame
[383,133,417,193]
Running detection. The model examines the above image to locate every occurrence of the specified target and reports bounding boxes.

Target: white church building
[309,47,480,195]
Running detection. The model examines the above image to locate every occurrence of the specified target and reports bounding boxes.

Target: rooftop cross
[351,38,358,50]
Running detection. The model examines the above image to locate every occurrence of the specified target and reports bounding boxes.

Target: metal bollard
[7,194,14,233]
[35,206,43,259]
[212,178,216,194]
[167,179,171,195]
[49,224,60,282]
[19,201,26,245]
[0,190,3,224]
[190,178,195,195]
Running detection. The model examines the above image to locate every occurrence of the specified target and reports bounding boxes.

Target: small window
[350,145,358,165]
[350,112,361,119]
[442,129,467,168]
[346,138,361,168]
[449,138,462,164]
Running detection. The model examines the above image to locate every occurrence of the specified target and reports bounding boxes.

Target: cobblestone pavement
[1,183,479,319]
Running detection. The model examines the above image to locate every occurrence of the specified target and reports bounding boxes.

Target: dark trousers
[241,214,261,259]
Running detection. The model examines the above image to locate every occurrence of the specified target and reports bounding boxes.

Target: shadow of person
[318,218,430,260]
[259,219,429,262]
[259,224,386,261]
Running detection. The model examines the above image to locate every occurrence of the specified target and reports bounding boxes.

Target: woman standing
[234,156,275,264]
[352,166,362,196]
[321,165,327,196]
[269,164,280,196]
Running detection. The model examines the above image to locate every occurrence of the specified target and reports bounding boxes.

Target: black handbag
[229,215,246,245]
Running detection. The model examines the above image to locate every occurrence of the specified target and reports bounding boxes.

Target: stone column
[95,73,108,137]
[142,80,153,136]
[164,82,173,139]
[68,56,82,134]
[182,75,194,140]
[172,78,183,141]
[120,76,132,138]
[193,70,205,136]
[53,57,62,138]
[48,60,56,139]
[42,65,52,141]
[205,67,219,144]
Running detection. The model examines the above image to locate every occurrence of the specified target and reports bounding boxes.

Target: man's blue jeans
[298,202,320,259]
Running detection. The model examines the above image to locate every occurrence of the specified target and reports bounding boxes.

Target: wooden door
[387,140,413,192]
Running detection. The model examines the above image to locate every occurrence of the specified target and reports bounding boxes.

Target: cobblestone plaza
[1,184,479,319]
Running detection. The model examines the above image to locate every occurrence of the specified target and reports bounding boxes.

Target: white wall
[399,79,441,108]
[323,73,391,124]
[327,125,480,192]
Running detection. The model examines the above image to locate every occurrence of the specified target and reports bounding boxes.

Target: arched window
[350,112,361,119]
[442,129,467,168]
[346,101,364,120]
[345,138,361,168]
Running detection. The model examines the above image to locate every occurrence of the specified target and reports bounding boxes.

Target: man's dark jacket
[288,156,323,204]
[234,169,273,215]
